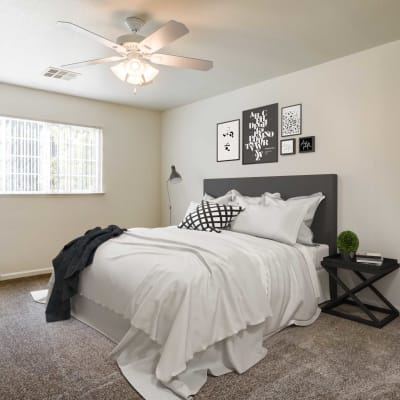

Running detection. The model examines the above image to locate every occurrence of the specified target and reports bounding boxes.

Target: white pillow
[184,201,199,218]
[263,192,325,245]
[264,192,281,201]
[203,191,233,205]
[286,193,325,227]
[230,198,308,245]
[230,189,280,206]
[297,224,314,245]
[185,190,236,219]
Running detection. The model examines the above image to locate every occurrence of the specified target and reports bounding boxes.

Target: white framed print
[280,138,296,155]
[217,119,240,162]
[281,104,302,137]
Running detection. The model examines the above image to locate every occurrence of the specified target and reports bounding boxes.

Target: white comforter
[78,227,320,399]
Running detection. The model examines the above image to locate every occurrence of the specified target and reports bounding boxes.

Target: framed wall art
[299,136,315,153]
[281,104,302,137]
[216,119,240,162]
[280,138,296,155]
[242,103,278,164]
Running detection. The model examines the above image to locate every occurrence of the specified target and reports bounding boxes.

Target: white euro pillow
[203,190,233,205]
[185,190,236,219]
[263,192,325,245]
[230,198,308,245]
[286,193,325,227]
[184,201,199,218]
[230,189,281,206]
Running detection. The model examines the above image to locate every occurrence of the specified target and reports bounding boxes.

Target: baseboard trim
[0,267,52,281]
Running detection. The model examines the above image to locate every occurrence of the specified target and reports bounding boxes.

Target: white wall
[0,83,161,278]
[161,40,400,306]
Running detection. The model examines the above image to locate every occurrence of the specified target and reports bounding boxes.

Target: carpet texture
[1,276,399,400]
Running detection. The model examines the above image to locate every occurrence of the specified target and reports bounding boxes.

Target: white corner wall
[0,83,161,279]
[161,40,400,306]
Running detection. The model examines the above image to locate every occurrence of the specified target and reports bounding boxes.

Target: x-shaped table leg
[322,266,399,327]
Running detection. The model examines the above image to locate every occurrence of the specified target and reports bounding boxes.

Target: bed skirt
[71,294,320,400]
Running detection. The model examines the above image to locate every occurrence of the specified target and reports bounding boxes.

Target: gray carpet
[1,276,400,400]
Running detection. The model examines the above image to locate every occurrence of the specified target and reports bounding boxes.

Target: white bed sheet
[304,243,329,271]
[299,243,330,303]
[72,227,324,399]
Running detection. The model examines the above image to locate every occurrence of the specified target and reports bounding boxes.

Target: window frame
[0,114,104,196]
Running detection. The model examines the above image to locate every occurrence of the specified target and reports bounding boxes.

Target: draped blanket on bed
[71,227,320,399]
[109,229,272,381]
[53,226,323,400]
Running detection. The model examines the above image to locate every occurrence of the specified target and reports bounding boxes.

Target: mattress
[72,242,329,344]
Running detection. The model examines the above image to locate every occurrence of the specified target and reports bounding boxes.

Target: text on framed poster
[242,103,278,164]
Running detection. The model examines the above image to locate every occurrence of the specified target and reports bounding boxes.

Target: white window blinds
[0,116,103,194]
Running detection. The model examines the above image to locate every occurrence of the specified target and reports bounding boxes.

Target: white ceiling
[1,0,400,110]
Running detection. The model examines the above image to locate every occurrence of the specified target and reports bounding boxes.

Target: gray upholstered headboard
[204,174,338,255]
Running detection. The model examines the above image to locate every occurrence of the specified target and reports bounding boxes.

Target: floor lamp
[166,165,182,225]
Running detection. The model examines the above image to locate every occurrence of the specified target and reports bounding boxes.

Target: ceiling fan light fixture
[142,63,159,82]
[111,60,159,86]
[126,58,143,74]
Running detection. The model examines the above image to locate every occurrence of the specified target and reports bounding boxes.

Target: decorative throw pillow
[178,201,242,233]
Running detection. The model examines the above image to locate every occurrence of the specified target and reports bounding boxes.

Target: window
[0,116,102,194]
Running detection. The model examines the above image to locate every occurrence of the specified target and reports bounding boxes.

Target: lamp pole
[166,165,182,226]
[166,179,172,225]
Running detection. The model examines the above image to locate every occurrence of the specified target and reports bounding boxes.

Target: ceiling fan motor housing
[116,16,146,49]
[116,33,145,47]
[125,16,145,32]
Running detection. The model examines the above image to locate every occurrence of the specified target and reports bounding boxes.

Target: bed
[69,174,338,400]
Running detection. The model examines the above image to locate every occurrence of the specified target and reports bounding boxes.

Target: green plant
[337,230,359,253]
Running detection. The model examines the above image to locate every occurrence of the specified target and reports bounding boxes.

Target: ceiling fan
[58,17,213,91]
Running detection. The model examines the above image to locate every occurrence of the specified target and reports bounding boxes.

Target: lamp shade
[168,165,182,183]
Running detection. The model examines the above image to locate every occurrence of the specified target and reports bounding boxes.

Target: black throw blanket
[46,225,125,322]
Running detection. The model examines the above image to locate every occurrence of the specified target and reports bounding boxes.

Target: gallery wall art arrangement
[216,102,315,163]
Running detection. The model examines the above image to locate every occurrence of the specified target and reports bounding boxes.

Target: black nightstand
[320,254,399,328]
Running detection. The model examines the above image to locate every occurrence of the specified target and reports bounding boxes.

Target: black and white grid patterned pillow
[178,200,242,233]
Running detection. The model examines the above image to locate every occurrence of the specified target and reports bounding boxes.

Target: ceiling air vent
[42,67,80,81]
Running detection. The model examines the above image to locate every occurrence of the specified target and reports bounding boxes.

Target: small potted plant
[337,231,359,261]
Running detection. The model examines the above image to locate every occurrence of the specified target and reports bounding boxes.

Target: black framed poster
[216,119,240,162]
[242,103,278,164]
[280,138,296,155]
[281,104,302,137]
[299,136,315,153]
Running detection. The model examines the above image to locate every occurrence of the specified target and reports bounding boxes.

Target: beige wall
[161,40,400,306]
[0,83,161,278]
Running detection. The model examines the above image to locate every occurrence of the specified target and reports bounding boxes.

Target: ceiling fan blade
[139,20,189,53]
[61,56,126,69]
[57,21,128,55]
[149,54,213,71]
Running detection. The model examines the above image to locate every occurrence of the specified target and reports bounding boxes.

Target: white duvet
[77,227,321,399]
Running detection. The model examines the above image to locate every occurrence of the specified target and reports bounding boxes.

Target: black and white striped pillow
[178,201,242,233]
